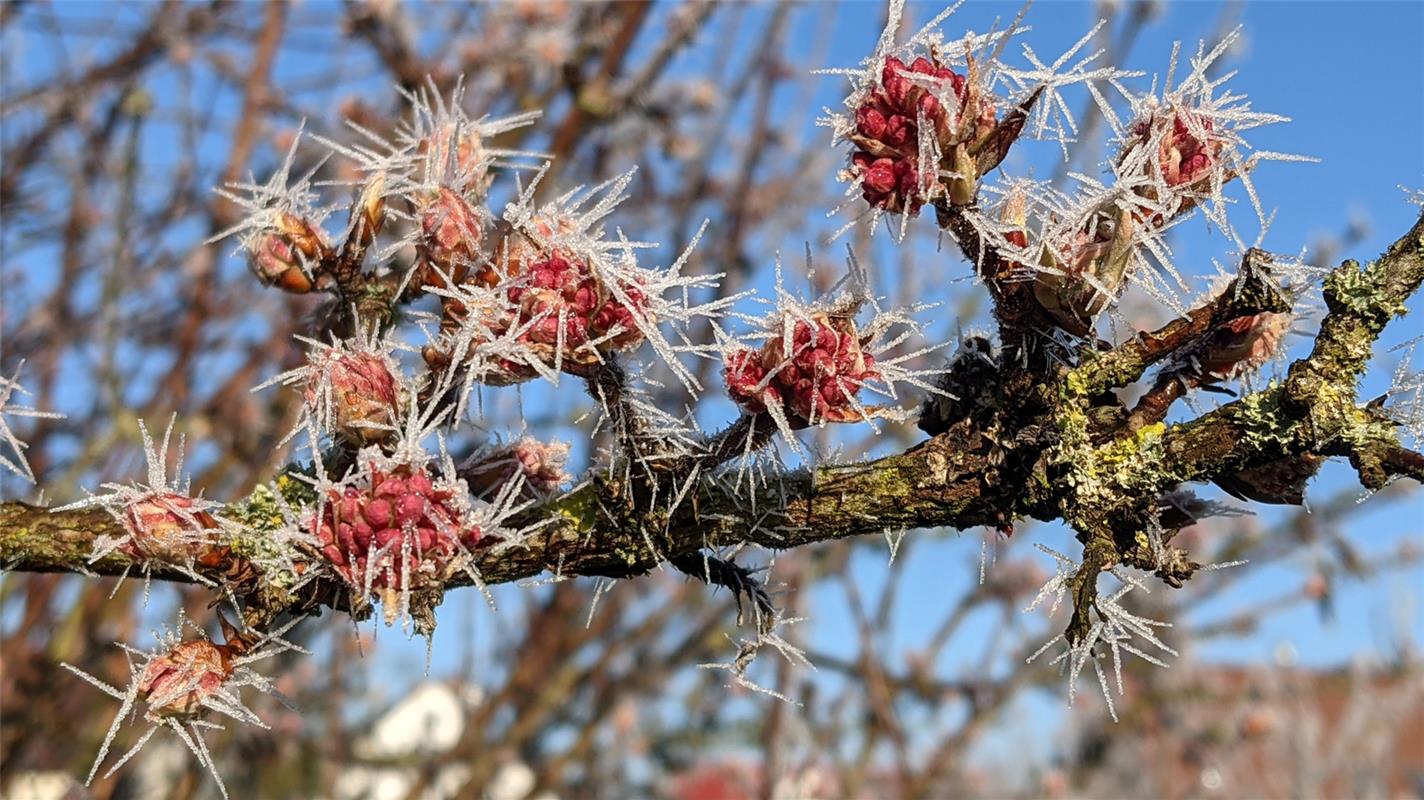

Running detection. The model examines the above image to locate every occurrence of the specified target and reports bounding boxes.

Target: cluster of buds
[247,212,330,293]
[843,54,998,214]
[310,463,481,603]
[302,346,403,447]
[724,313,880,425]
[428,220,654,385]
[460,437,572,501]
[1122,108,1223,191]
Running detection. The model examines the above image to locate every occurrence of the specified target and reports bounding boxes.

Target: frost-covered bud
[137,639,232,719]
[420,123,495,198]
[1031,203,1137,336]
[121,493,219,563]
[1195,311,1291,380]
[349,173,387,248]
[310,464,480,596]
[417,187,486,288]
[1128,110,1221,188]
[589,282,650,348]
[487,216,581,286]
[304,351,400,446]
[725,314,879,424]
[490,248,653,374]
[843,55,998,215]
[460,437,572,501]
[247,212,329,293]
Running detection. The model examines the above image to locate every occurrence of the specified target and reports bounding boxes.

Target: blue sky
[5,0,1423,768]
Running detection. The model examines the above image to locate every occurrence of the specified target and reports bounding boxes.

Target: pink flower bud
[137,639,232,719]
[725,314,879,424]
[121,492,219,563]
[310,464,478,594]
[461,437,572,500]
[418,187,485,287]
[247,213,328,293]
[305,351,400,446]
[844,51,991,215]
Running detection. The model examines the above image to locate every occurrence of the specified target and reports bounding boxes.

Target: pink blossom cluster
[1130,111,1220,189]
[477,237,652,381]
[724,314,880,424]
[311,466,479,592]
[846,55,996,214]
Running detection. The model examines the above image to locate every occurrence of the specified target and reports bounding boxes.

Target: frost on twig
[699,611,812,704]
[1026,557,1177,723]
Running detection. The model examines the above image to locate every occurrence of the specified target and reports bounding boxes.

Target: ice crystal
[1026,562,1177,723]
[1388,337,1424,446]
[699,611,811,704]
[0,362,62,484]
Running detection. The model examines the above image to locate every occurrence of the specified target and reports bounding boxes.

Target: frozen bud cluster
[433,216,656,385]
[725,313,880,425]
[137,639,235,719]
[1130,110,1221,189]
[311,464,480,596]
[461,437,572,501]
[844,54,997,214]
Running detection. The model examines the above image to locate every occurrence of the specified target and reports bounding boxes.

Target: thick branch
[0,426,1000,592]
